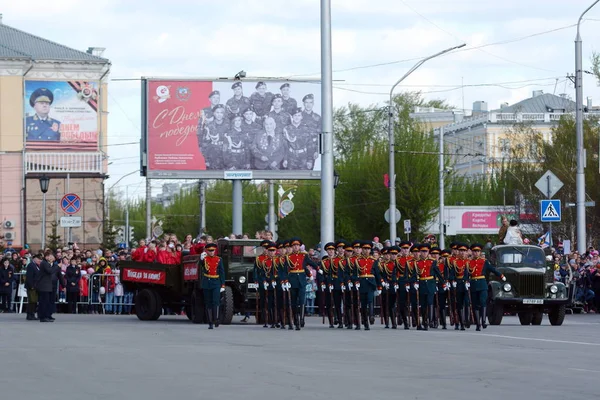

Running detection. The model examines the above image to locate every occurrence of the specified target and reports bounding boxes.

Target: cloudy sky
[4,0,600,198]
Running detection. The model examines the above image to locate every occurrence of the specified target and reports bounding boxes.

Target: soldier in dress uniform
[223,113,250,170]
[283,108,312,170]
[226,81,250,120]
[301,94,321,163]
[286,237,318,330]
[319,243,336,328]
[436,248,452,329]
[275,240,293,330]
[329,243,345,329]
[395,241,412,329]
[449,243,471,331]
[354,241,382,331]
[26,88,61,141]
[280,83,298,115]
[254,239,272,327]
[202,104,229,170]
[241,107,262,151]
[251,117,287,170]
[408,244,421,328]
[267,94,292,135]
[414,243,444,331]
[201,243,225,329]
[380,247,397,329]
[468,243,506,331]
[334,241,351,328]
[349,240,362,329]
[249,82,274,120]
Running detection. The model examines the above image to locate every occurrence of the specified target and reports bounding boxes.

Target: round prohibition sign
[61,193,82,215]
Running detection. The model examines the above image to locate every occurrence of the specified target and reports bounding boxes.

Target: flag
[537,232,551,249]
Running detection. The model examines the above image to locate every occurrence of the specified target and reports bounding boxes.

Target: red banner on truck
[122,268,166,285]
[183,264,199,281]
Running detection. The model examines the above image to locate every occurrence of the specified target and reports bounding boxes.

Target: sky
[3,0,600,199]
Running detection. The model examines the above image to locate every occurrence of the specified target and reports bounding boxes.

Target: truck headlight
[239,276,246,284]
[503,283,512,292]
[550,285,558,294]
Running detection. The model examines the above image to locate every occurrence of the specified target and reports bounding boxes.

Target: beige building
[423,91,597,176]
[0,19,110,250]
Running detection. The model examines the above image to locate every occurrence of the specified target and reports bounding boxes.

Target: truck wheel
[548,305,566,326]
[220,286,234,325]
[191,291,204,324]
[150,290,163,321]
[518,311,533,325]
[488,302,503,325]
[531,310,543,325]
[135,289,158,321]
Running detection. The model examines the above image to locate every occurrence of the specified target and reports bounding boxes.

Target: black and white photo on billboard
[197,80,322,172]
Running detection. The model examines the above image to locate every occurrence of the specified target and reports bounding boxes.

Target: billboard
[141,78,322,179]
[24,80,99,151]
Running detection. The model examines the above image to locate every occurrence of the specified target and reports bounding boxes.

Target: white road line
[569,368,600,373]
[463,332,600,346]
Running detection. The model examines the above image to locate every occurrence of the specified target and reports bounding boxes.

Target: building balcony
[25,151,105,175]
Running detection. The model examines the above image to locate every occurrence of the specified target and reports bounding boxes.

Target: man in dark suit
[25,254,42,320]
[36,251,59,322]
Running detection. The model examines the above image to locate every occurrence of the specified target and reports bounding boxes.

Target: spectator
[144,242,157,263]
[104,266,116,314]
[132,239,147,261]
[498,216,509,244]
[592,265,600,312]
[0,257,13,312]
[65,259,80,314]
[305,275,316,316]
[114,266,124,315]
[503,220,523,245]
[25,254,41,320]
[37,251,59,322]
[79,269,89,314]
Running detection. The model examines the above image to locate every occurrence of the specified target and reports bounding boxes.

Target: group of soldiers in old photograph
[197,82,321,171]
[253,239,506,332]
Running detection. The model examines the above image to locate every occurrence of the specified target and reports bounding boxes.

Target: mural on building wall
[24,80,99,151]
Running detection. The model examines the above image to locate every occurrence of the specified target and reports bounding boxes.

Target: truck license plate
[523,299,544,305]
[247,283,258,289]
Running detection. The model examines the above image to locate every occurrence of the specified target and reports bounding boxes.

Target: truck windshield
[230,246,263,263]
[496,247,546,269]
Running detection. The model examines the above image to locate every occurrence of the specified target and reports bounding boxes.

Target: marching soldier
[267,94,292,135]
[349,240,362,330]
[223,113,250,169]
[301,93,321,163]
[226,81,250,119]
[254,240,273,328]
[286,237,318,330]
[202,243,225,329]
[319,243,336,328]
[280,83,298,115]
[249,82,274,120]
[468,243,506,331]
[202,104,229,170]
[395,241,412,329]
[275,240,293,330]
[414,243,444,331]
[26,88,61,141]
[380,247,397,329]
[408,244,421,328]
[437,249,452,329]
[329,243,345,329]
[283,108,313,170]
[354,241,382,331]
[342,242,356,329]
[335,241,352,329]
[449,244,471,331]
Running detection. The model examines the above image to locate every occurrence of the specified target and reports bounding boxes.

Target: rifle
[329,285,335,325]
[272,281,278,325]
[286,282,294,326]
[282,284,286,327]
[414,260,421,328]
[466,282,475,326]
[263,283,269,326]
[321,282,325,324]
[255,285,260,325]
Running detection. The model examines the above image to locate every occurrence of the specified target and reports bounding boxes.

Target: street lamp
[39,175,50,250]
[388,43,466,241]
[333,170,340,189]
[575,0,599,253]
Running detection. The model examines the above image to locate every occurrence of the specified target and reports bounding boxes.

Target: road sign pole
[547,175,552,246]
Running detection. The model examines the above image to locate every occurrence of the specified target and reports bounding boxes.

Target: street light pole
[438,126,445,249]
[39,175,50,251]
[388,43,466,242]
[575,0,599,253]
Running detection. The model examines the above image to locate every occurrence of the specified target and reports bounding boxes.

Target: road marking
[464,332,600,346]
[569,368,600,373]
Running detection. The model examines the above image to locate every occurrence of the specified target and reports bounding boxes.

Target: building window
[499,138,510,158]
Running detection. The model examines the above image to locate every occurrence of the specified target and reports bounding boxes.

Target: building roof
[0,22,108,63]
[494,93,575,113]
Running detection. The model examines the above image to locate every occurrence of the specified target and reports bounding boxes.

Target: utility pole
[268,181,276,240]
[198,180,206,235]
[575,0,599,253]
[125,186,130,247]
[146,177,151,240]
[438,127,445,249]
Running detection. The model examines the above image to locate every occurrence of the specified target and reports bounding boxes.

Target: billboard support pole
[232,180,243,235]
[268,181,276,240]
[146,178,151,240]
[199,180,206,236]
[438,127,445,249]
[320,0,335,254]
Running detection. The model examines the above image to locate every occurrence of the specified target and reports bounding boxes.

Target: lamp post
[575,0,599,253]
[39,175,50,250]
[388,43,466,241]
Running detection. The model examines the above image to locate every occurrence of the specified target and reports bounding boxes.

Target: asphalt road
[1,313,597,400]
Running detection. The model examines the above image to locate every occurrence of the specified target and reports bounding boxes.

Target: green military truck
[119,239,261,324]
[486,245,568,326]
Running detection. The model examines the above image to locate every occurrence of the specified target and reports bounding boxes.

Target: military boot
[474,309,481,331]
[481,306,488,329]
[362,308,370,330]
[337,308,344,329]
[440,309,447,330]
[369,303,375,325]
[206,307,213,329]
[428,305,436,329]
[295,306,301,331]
[391,308,397,329]
[213,307,220,328]
[422,308,429,331]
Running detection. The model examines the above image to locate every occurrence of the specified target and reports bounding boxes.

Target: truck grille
[517,273,545,297]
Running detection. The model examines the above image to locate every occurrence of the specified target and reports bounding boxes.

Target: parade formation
[251,238,506,332]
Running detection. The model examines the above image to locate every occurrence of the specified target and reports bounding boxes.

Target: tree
[47,222,62,251]
[592,52,600,84]
[102,220,119,250]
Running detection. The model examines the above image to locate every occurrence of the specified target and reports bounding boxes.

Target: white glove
[375,290,381,296]
[394,284,399,291]
[341,285,346,292]
[501,276,507,282]
[465,282,470,289]
[355,282,360,289]
[309,276,314,281]
[414,283,419,290]
[348,282,353,289]
[272,281,277,288]
[405,284,410,292]
[329,284,333,292]
[220,287,225,293]
[384,282,390,290]
[443,283,449,291]
[285,282,291,290]
[452,281,457,288]
[281,283,287,292]
[263,282,269,290]
[200,252,207,261]
[321,284,326,291]
[318,269,323,275]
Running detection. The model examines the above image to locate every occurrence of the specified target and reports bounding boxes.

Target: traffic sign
[404,219,412,234]
[385,208,401,224]
[540,200,561,222]
[61,193,82,215]
[60,216,82,228]
[535,170,563,198]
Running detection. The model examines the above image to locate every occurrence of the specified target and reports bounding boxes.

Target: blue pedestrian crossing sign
[540,199,561,222]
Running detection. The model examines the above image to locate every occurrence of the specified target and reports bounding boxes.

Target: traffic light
[128,226,135,244]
